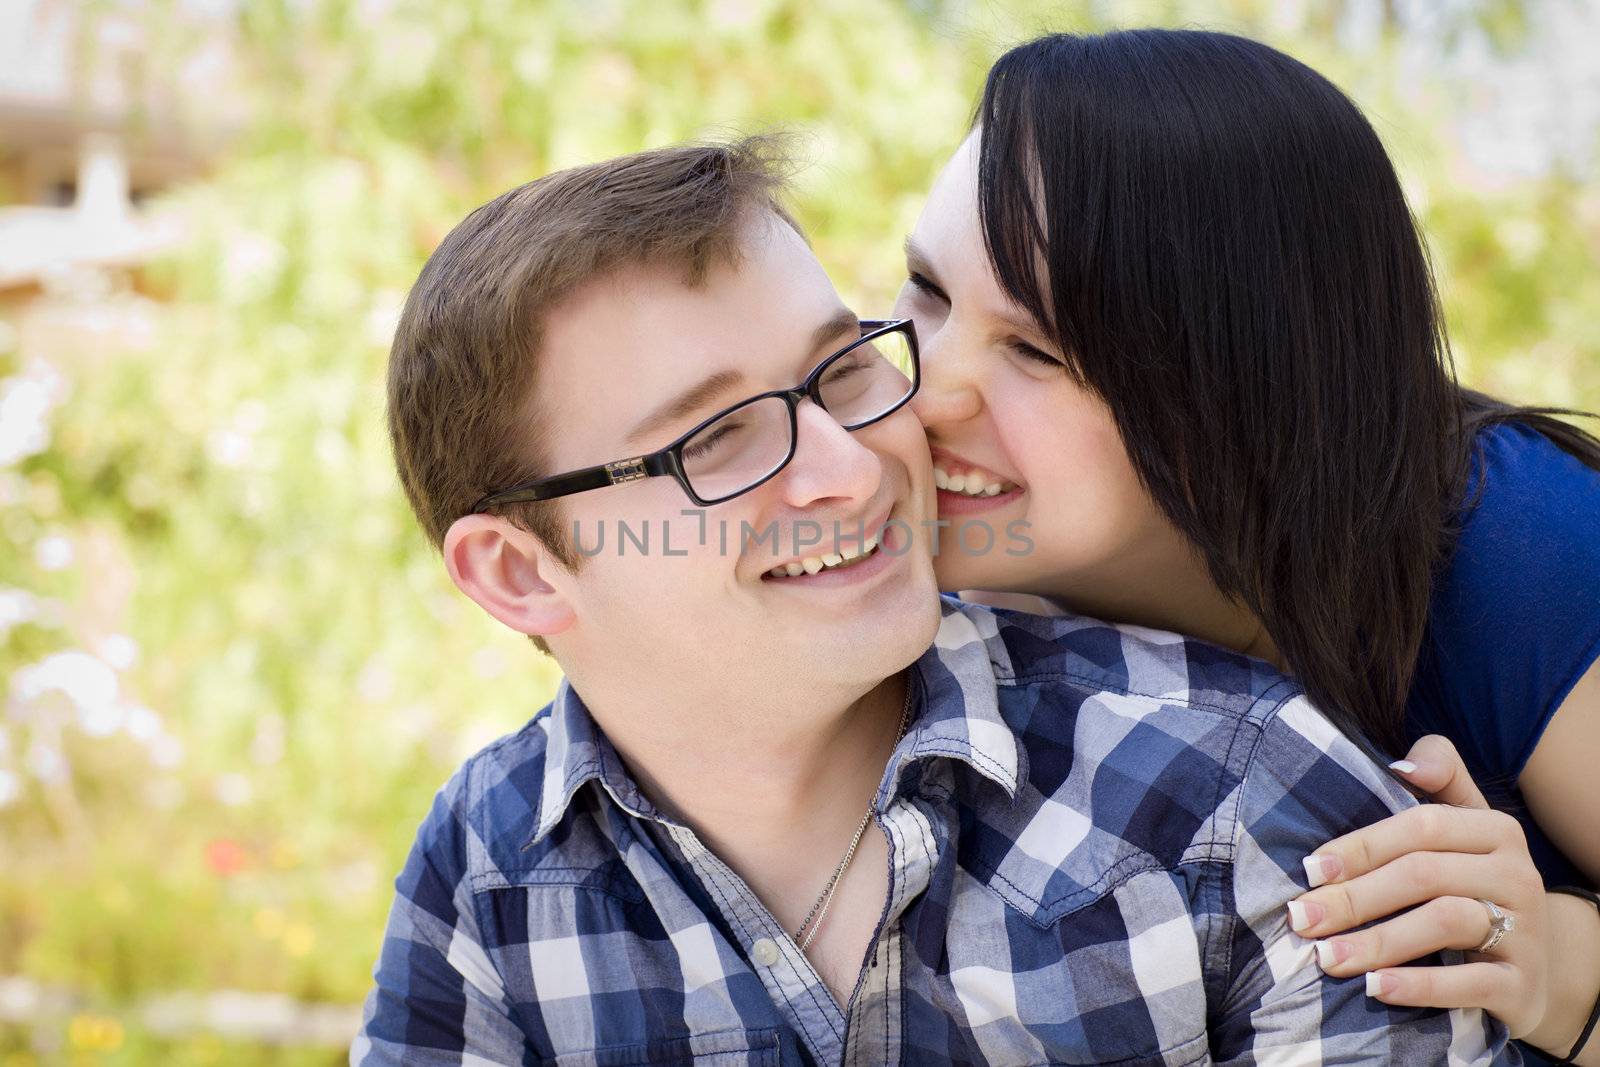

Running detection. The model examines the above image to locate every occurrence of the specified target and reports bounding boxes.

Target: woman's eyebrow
[903,237,944,290]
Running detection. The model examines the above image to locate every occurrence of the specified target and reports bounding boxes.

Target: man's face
[528,211,941,696]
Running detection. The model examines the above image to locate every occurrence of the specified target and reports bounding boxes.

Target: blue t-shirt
[1405,420,1600,889]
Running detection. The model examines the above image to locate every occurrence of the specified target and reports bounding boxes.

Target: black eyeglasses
[470,318,920,511]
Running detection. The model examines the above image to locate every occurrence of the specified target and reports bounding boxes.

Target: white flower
[26,740,65,783]
[0,359,67,468]
[98,634,139,670]
[34,535,74,571]
[11,650,118,713]
[147,733,184,768]
[125,705,162,742]
[214,772,252,806]
[0,588,41,641]
[205,428,253,468]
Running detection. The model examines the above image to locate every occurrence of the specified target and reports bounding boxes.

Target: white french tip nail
[1388,759,1418,774]
[1314,940,1337,970]
[1366,972,1384,997]
[1287,900,1311,932]
[1302,856,1330,888]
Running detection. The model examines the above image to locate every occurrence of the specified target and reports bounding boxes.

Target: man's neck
[585,669,910,936]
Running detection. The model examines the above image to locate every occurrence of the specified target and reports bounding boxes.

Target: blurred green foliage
[1,0,1595,1061]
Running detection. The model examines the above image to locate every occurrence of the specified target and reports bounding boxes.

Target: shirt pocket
[551,1026,782,1066]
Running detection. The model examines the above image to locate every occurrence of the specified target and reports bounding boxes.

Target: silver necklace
[794,678,913,951]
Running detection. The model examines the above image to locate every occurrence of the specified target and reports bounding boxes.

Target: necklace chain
[794,677,913,952]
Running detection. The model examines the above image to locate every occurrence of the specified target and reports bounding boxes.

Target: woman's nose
[910,330,983,427]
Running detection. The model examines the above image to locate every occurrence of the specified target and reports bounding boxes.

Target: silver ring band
[1474,897,1515,953]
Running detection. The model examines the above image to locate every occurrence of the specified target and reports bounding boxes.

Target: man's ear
[442,514,577,640]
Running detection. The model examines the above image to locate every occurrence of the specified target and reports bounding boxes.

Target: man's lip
[758,502,896,575]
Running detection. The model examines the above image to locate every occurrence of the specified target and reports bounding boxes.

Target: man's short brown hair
[387,136,798,654]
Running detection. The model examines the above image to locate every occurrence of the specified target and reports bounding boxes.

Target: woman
[895,29,1600,1064]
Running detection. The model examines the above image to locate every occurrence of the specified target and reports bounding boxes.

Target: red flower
[204,838,249,877]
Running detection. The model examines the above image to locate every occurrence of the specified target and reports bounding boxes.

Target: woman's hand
[1285,734,1550,1037]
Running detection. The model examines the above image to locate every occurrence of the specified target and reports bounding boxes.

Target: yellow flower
[269,837,301,869]
[283,921,316,957]
[191,1034,224,1063]
[66,1014,124,1051]
[252,906,286,938]
[99,884,133,914]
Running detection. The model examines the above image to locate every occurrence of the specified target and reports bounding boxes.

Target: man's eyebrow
[624,369,747,449]
[809,306,861,361]
[622,307,861,449]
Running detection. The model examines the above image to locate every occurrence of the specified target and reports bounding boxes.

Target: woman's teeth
[933,466,1016,497]
[768,535,880,579]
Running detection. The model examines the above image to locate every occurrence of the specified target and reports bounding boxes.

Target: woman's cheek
[993,382,1137,561]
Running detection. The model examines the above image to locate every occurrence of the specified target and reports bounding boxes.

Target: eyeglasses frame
[468,317,920,512]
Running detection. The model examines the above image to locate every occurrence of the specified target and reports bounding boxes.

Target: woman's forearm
[1524,890,1600,1065]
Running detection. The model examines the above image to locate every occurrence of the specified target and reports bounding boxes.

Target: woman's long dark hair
[976,29,1600,757]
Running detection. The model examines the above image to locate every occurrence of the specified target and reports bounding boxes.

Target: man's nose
[775,399,881,508]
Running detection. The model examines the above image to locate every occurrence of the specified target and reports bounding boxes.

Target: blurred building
[0,0,237,303]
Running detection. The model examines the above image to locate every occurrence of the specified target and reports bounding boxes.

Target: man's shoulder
[942,592,1298,725]
[941,596,1416,912]
[411,703,561,888]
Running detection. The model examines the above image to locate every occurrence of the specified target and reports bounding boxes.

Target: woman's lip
[935,484,1025,515]
[928,446,1021,489]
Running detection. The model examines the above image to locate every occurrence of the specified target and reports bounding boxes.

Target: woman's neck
[1040,534,1288,674]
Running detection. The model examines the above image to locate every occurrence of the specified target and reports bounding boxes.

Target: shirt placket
[840,791,939,1067]
[659,821,851,1064]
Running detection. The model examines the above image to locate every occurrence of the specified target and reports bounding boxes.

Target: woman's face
[894,133,1174,602]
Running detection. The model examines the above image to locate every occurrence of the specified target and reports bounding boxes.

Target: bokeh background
[1,0,1597,1062]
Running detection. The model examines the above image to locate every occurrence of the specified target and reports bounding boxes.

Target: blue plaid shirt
[352,596,1517,1066]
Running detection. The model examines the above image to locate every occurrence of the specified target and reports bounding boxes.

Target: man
[354,138,1515,1065]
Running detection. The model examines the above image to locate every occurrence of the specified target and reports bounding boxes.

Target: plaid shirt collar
[526,601,1022,848]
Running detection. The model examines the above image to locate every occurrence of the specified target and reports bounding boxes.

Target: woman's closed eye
[905,271,948,303]
[1006,338,1063,369]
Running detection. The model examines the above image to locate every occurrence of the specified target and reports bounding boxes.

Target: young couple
[354,28,1600,1067]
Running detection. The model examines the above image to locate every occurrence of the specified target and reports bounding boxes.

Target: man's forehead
[534,214,844,455]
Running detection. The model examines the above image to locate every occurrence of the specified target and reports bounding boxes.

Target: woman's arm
[1520,652,1600,884]
[1286,732,1600,1065]
[1516,652,1600,1060]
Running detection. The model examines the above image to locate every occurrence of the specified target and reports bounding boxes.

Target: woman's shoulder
[1449,420,1600,580]
[1414,419,1600,776]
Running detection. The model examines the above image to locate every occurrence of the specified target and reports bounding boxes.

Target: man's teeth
[768,535,880,579]
[933,466,1014,497]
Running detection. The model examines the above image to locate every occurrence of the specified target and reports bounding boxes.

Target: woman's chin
[932,560,983,595]
[933,560,1026,600]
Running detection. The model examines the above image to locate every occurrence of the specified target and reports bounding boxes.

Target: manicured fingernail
[1366,971,1396,997]
[1303,855,1341,887]
[1314,939,1349,970]
[1287,899,1324,932]
[1388,759,1418,774]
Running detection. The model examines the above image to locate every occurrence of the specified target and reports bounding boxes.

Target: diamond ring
[1474,898,1515,953]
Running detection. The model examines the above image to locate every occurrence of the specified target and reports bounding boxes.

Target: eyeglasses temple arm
[470,465,617,511]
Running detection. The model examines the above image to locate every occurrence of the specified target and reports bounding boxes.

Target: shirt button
[751,938,781,967]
